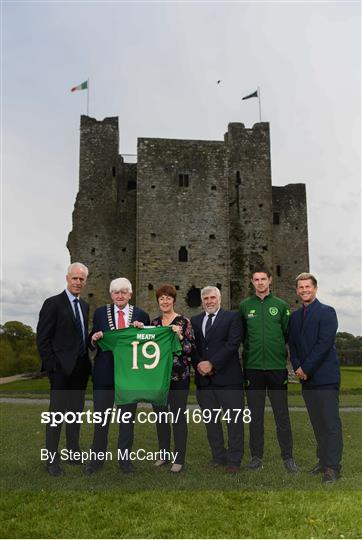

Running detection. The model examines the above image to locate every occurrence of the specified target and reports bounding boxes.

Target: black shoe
[322,467,341,483]
[283,458,298,473]
[84,461,103,475]
[247,457,263,470]
[119,462,135,474]
[46,462,64,477]
[309,463,325,475]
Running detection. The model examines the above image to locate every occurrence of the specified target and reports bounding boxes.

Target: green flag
[99,326,182,405]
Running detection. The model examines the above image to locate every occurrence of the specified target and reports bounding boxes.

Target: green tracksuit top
[239,293,290,370]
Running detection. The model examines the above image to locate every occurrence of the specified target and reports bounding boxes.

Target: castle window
[175,285,180,290]
[91,247,96,254]
[112,166,116,177]
[148,284,154,291]
[273,212,280,225]
[122,248,126,252]
[151,185,156,189]
[211,185,217,191]
[179,174,189,187]
[127,180,137,191]
[276,265,281,277]
[88,293,94,298]
[259,203,263,208]
[186,286,201,308]
[209,234,216,240]
[216,283,222,290]
[236,171,241,185]
[179,246,188,262]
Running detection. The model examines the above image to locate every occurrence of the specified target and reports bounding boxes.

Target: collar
[255,292,272,302]
[65,288,79,303]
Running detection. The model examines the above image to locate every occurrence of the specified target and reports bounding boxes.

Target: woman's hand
[171,324,183,340]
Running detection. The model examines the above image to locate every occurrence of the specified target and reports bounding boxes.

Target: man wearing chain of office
[84,277,150,475]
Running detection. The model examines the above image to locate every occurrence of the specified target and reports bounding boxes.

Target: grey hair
[67,262,89,277]
[201,286,221,299]
[110,277,133,293]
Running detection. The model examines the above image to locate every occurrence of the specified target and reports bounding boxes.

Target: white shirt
[114,304,130,328]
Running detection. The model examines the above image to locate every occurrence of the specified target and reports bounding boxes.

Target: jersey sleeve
[98,330,120,352]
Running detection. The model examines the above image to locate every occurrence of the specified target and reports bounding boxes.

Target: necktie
[118,310,126,329]
[73,298,85,356]
[205,313,214,335]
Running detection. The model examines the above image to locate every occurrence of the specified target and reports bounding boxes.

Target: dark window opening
[209,234,216,240]
[186,286,201,308]
[236,171,241,185]
[148,284,154,291]
[127,180,137,191]
[258,203,263,208]
[121,199,125,203]
[273,212,280,225]
[150,233,156,239]
[179,246,188,262]
[151,185,156,189]
[112,166,116,177]
[294,260,298,264]
[122,248,126,252]
[178,173,189,187]
[262,245,268,252]
[295,226,299,230]
[211,185,217,190]
[88,293,94,298]
[91,248,96,254]
[175,285,180,290]
[243,208,247,212]
[295,299,299,304]
[276,265,281,277]
[216,283,222,290]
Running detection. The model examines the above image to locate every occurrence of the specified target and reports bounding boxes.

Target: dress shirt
[114,304,130,328]
[202,309,220,337]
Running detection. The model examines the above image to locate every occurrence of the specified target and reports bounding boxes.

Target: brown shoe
[322,467,340,483]
[226,465,240,473]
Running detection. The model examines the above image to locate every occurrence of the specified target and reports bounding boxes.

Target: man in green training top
[239,267,298,473]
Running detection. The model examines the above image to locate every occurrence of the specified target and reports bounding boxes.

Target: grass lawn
[0,402,361,538]
[1,367,361,407]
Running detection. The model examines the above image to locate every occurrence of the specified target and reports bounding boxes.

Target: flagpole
[258,86,262,122]
[87,78,90,116]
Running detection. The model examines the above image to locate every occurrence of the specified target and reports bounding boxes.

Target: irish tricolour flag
[70,80,88,92]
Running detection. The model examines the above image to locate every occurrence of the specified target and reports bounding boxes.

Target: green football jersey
[99,326,182,405]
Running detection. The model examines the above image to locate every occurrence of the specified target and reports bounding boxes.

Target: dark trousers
[302,385,343,472]
[46,357,89,460]
[91,386,137,465]
[196,385,244,466]
[245,369,293,460]
[153,378,190,465]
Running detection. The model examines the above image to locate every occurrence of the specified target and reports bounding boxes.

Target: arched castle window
[186,286,201,308]
[179,246,188,262]
[276,265,281,277]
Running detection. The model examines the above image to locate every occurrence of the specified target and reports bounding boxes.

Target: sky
[2,1,361,334]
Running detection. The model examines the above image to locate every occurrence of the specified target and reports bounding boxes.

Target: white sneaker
[154,459,167,467]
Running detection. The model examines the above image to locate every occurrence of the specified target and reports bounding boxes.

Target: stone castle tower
[67,115,309,318]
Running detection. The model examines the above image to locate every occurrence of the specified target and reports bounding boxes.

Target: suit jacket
[191,309,243,387]
[289,299,340,387]
[91,304,150,387]
[37,290,90,376]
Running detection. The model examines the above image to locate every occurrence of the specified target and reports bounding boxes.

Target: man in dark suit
[85,277,150,475]
[191,286,244,473]
[37,262,90,476]
[289,272,343,483]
